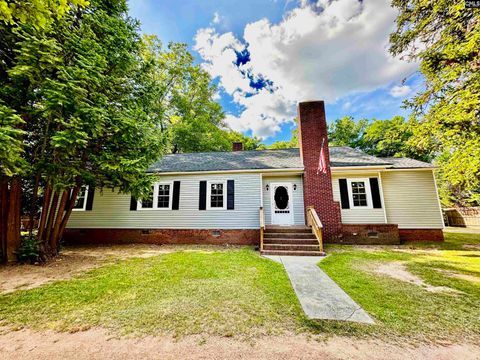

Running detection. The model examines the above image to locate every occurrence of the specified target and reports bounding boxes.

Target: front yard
[0,231,479,349]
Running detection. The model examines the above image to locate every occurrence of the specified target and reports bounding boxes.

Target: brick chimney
[232,142,243,151]
[297,101,342,241]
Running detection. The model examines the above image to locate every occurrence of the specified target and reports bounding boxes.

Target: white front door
[270,182,294,225]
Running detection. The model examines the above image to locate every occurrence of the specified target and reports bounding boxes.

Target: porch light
[266,184,269,191]
[293,184,297,191]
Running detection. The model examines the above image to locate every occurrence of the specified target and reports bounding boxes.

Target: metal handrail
[259,207,265,251]
[306,206,324,253]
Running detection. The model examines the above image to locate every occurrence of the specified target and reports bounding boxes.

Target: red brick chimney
[232,142,243,151]
[297,101,342,241]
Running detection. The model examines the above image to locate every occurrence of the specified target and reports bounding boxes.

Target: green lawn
[320,231,480,342]
[0,248,304,338]
[0,232,479,342]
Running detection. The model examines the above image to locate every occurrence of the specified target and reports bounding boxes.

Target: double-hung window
[347,179,372,209]
[207,181,226,210]
[73,186,89,211]
[138,182,173,210]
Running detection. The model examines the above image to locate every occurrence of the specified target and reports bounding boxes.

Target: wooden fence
[443,207,480,227]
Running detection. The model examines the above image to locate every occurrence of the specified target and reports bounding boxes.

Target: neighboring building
[65,101,444,254]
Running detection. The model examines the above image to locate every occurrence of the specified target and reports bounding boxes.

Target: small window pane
[142,186,154,208]
[210,183,224,208]
[157,184,170,208]
[351,181,368,207]
[73,187,87,209]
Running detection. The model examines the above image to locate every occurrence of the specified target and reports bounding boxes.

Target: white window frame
[207,180,227,210]
[72,185,89,212]
[138,181,173,210]
[347,178,373,209]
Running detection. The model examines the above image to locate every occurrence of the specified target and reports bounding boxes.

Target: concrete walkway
[265,255,374,324]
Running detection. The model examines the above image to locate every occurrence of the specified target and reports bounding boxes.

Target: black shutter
[85,187,95,211]
[199,181,207,210]
[370,178,382,209]
[227,180,234,210]
[339,179,350,209]
[172,181,180,210]
[130,196,137,211]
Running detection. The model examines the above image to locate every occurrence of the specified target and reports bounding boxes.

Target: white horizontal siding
[67,173,262,229]
[262,175,305,225]
[382,170,443,229]
[331,173,386,224]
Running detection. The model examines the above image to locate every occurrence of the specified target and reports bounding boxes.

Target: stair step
[261,250,326,256]
[263,244,320,251]
[263,238,319,245]
[265,226,311,233]
[264,232,316,239]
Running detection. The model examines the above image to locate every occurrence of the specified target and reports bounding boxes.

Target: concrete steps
[261,225,324,257]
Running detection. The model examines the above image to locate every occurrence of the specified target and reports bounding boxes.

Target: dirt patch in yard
[374,262,461,294]
[435,269,480,284]
[0,327,479,360]
[0,244,238,294]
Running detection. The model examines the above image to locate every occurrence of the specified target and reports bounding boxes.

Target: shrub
[16,235,41,264]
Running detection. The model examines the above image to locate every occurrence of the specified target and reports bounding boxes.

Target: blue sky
[129,0,420,145]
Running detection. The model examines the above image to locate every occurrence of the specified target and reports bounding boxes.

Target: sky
[129,0,421,145]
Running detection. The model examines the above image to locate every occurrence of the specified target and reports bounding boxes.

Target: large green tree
[140,36,261,154]
[1,0,167,259]
[328,116,368,148]
[327,115,430,160]
[0,0,89,28]
[390,0,480,206]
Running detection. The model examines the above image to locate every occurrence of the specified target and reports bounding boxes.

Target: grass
[0,231,479,343]
[0,248,303,338]
[319,231,480,342]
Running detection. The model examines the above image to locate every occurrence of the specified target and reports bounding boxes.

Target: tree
[328,116,368,148]
[326,115,432,161]
[390,0,480,206]
[0,0,89,28]
[139,36,262,154]
[362,117,431,161]
[224,131,262,151]
[1,0,167,259]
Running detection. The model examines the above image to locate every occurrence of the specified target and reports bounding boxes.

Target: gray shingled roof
[379,157,435,169]
[147,147,433,173]
[147,148,302,173]
[329,147,391,167]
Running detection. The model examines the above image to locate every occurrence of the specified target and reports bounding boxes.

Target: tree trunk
[6,177,21,262]
[49,190,69,254]
[58,186,79,242]
[37,184,52,243]
[29,174,40,236]
[0,176,9,263]
[43,191,59,255]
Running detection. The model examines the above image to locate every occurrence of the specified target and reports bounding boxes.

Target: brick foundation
[399,229,444,242]
[63,228,260,246]
[298,101,342,241]
[334,224,400,245]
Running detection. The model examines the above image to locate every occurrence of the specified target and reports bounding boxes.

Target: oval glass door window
[274,186,289,210]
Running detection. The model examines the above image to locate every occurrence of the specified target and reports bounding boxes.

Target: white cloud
[212,11,221,24]
[389,85,411,98]
[194,0,417,138]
